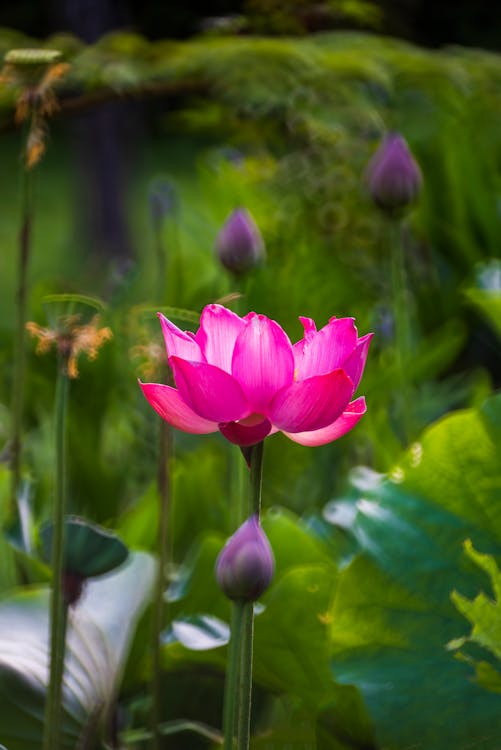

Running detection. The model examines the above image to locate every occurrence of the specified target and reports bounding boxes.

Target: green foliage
[39,517,128,577]
[0,552,155,750]
[319,393,501,749]
[450,541,501,693]
[1,21,501,750]
[144,394,501,749]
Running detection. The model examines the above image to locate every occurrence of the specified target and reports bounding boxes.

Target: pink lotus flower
[140,304,371,447]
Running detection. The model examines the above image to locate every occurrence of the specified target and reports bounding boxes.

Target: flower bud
[215,208,265,275]
[215,515,274,601]
[366,132,422,215]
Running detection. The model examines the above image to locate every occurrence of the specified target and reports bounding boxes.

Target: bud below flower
[215,208,265,275]
[215,515,274,601]
[366,132,422,215]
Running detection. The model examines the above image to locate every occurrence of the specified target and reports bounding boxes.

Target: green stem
[222,601,245,750]
[150,203,172,749]
[222,441,264,750]
[10,163,34,511]
[389,218,412,444]
[43,358,70,750]
[150,419,171,750]
[248,441,264,516]
[236,603,254,750]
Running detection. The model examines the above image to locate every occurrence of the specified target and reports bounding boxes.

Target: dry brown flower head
[1,48,70,168]
[26,314,112,378]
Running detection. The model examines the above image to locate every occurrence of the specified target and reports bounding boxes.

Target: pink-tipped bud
[215,515,274,601]
[366,132,422,215]
[215,208,265,275]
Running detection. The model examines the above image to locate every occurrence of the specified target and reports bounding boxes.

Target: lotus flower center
[237,413,266,427]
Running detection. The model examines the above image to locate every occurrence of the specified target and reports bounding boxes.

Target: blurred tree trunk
[57,0,139,283]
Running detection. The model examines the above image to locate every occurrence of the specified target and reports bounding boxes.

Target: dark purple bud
[215,208,265,275]
[366,133,422,215]
[215,515,274,601]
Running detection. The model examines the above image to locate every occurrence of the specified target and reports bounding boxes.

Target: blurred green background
[1,2,501,749]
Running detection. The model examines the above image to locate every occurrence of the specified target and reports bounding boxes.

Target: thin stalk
[222,601,246,750]
[150,212,172,750]
[389,218,413,444]
[11,160,34,511]
[236,603,254,750]
[222,441,264,750]
[248,442,264,516]
[150,418,172,750]
[43,357,70,750]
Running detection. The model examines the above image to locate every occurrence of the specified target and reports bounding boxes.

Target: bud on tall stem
[215,208,265,275]
[366,132,422,216]
[216,515,274,602]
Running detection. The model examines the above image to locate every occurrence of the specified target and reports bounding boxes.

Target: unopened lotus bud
[366,132,422,215]
[215,208,265,275]
[215,515,274,601]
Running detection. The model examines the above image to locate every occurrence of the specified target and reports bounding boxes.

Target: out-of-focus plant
[0,48,69,515]
[366,131,423,444]
[215,207,265,278]
[27,295,112,750]
[243,0,382,34]
[0,551,155,750]
[145,178,180,750]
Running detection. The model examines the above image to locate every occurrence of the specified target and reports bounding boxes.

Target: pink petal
[232,313,294,412]
[294,317,358,380]
[343,333,373,391]
[283,397,367,446]
[195,304,245,372]
[159,313,204,363]
[269,369,354,433]
[219,418,272,446]
[292,316,317,361]
[170,357,250,423]
[139,381,218,434]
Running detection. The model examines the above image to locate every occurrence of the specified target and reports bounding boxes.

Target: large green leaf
[0,551,155,750]
[320,393,501,750]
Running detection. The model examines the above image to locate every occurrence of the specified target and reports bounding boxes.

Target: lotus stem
[222,600,246,749]
[11,160,34,511]
[389,218,413,444]
[150,201,172,750]
[43,354,70,750]
[150,417,172,750]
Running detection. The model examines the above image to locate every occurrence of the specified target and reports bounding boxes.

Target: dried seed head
[26,314,112,378]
